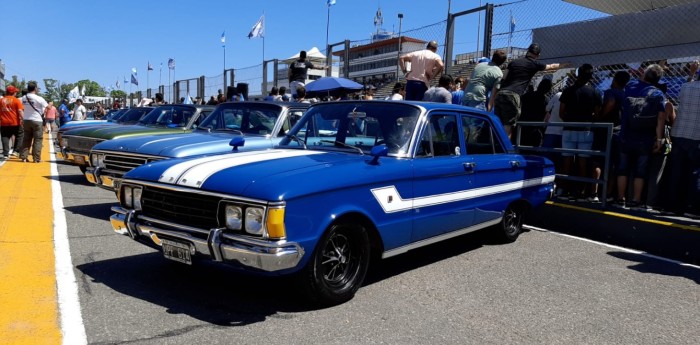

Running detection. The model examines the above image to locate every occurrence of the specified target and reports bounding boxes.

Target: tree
[110,90,126,99]
[75,80,106,97]
[42,78,62,102]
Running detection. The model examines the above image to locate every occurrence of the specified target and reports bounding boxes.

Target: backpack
[624,89,659,131]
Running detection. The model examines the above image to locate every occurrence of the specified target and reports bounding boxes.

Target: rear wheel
[301,222,371,306]
[498,204,524,243]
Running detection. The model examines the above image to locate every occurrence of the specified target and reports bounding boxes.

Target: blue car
[110,101,555,305]
[86,102,309,190]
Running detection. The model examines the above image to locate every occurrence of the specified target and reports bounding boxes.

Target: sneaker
[587,196,601,203]
[0,156,7,160]
[626,201,643,210]
[21,158,28,162]
[613,199,626,208]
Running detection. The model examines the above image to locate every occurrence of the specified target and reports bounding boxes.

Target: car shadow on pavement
[76,252,320,327]
[607,251,700,284]
[64,202,118,221]
[365,227,508,286]
[44,172,93,186]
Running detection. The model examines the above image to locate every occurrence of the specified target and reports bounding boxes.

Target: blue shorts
[617,140,653,178]
[562,130,593,157]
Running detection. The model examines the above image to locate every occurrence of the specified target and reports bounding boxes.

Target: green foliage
[110,90,126,99]
[75,79,106,97]
[42,79,61,102]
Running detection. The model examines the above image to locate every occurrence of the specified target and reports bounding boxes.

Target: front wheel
[498,204,524,243]
[300,222,371,306]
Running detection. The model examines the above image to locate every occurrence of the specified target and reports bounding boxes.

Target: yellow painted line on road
[0,136,61,344]
[545,201,700,232]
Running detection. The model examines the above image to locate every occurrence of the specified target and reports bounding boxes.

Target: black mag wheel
[303,222,370,306]
[499,204,524,243]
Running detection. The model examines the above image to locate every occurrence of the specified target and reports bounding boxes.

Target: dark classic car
[109,101,555,305]
[58,105,214,171]
[85,102,309,190]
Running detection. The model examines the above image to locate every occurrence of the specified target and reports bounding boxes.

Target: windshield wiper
[286,134,307,149]
[320,140,364,155]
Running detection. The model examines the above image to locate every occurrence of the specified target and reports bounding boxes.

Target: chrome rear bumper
[110,206,304,272]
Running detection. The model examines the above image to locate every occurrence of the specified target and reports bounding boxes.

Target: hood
[125,149,410,201]
[63,124,187,140]
[92,132,277,158]
[59,121,115,133]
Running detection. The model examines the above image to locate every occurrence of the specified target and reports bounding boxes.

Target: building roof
[564,0,696,15]
[333,36,426,56]
[282,47,327,64]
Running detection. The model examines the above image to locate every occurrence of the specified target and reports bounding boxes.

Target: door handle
[510,160,521,168]
[463,162,476,173]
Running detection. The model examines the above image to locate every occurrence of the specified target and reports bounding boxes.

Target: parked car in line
[56,107,148,151]
[86,102,309,191]
[58,105,214,172]
[109,101,555,305]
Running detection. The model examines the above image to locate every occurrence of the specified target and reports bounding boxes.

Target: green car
[58,104,215,172]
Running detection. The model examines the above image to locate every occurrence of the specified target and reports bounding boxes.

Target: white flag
[248,15,264,39]
[80,85,86,96]
[68,86,80,103]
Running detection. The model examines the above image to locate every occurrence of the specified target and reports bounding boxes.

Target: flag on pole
[68,86,80,103]
[248,15,265,39]
[221,31,226,47]
[80,84,86,96]
[131,73,138,86]
[132,67,137,75]
[327,0,336,6]
[168,58,175,70]
[148,62,154,71]
[160,62,163,70]
[116,79,120,89]
[124,76,128,84]
[510,12,516,36]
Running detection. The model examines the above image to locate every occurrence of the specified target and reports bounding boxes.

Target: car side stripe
[160,150,325,188]
[371,175,556,213]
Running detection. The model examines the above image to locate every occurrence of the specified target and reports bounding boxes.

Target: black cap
[527,43,541,55]
[427,40,439,50]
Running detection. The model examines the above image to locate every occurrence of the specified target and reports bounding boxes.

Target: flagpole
[508,10,513,58]
[147,67,150,95]
[325,5,331,56]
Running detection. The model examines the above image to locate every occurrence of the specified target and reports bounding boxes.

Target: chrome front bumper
[110,206,305,272]
[59,149,88,165]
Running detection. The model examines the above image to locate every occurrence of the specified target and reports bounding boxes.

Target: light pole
[395,13,404,79]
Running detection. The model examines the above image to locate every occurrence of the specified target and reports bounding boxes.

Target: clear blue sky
[3,0,603,91]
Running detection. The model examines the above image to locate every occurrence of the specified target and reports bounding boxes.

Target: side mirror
[368,144,389,165]
[229,136,245,152]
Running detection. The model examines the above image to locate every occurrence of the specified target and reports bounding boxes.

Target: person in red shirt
[1,85,25,159]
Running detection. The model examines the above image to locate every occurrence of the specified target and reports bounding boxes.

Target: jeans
[405,80,428,101]
[667,136,700,214]
[20,120,43,162]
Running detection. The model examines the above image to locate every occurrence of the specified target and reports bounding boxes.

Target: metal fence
[121,0,700,104]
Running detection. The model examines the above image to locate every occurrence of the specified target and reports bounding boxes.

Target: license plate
[161,239,192,265]
[74,155,85,165]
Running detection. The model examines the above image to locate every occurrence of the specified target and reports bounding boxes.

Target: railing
[514,122,614,208]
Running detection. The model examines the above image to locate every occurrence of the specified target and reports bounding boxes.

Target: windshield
[115,108,153,123]
[137,106,197,127]
[281,102,421,155]
[198,102,284,135]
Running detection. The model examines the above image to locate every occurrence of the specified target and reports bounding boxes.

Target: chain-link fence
[120,1,700,104]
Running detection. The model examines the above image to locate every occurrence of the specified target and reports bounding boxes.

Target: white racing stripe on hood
[159,149,325,188]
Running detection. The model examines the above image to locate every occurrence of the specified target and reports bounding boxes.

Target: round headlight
[244,207,264,235]
[60,138,68,147]
[225,205,242,230]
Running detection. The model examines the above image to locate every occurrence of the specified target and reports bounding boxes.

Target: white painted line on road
[524,224,700,270]
[50,133,88,345]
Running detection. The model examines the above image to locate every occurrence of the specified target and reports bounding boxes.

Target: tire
[498,204,524,243]
[301,222,371,306]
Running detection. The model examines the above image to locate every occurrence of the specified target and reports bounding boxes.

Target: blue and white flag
[510,12,516,35]
[168,58,175,70]
[123,76,128,84]
[116,79,120,89]
[221,31,226,47]
[327,0,336,6]
[248,15,264,39]
[131,73,138,86]
[147,62,154,71]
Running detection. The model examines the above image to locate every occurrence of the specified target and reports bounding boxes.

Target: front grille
[104,154,162,178]
[141,186,221,230]
[67,137,101,154]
